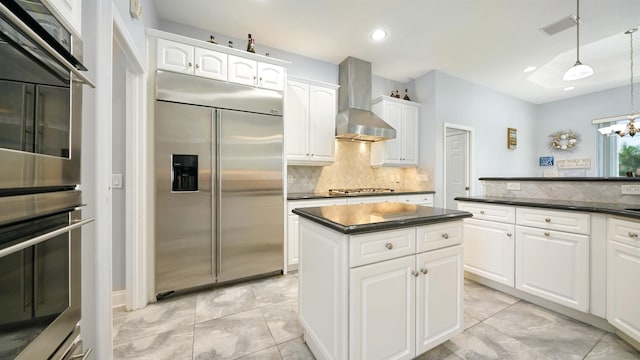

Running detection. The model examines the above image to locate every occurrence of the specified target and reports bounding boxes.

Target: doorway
[443,123,473,210]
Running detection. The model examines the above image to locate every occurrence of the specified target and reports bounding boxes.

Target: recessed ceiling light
[522,66,537,73]
[370,29,387,41]
[563,86,576,91]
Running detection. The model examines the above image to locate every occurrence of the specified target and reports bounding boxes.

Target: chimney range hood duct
[335,57,396,142]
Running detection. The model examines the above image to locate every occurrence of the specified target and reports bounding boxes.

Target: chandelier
[597,28,639,137]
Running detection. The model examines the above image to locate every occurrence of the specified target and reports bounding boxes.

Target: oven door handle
[0,3,96,88]
[0,217,94,259]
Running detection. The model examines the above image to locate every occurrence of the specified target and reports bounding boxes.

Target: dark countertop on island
[455,196,640,220]
[293,202,471,234]
[287,190,435,201]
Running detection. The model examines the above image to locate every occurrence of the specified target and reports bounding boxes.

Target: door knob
[385,243,393,250]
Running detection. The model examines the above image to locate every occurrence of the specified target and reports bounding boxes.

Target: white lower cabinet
[346,195,397,205]
[397,194,434,206]
[607,217,640,343]
[350,244,463,360]
[461,218,514,286]
[350,256,416,360]
[299,218,463,360]
[515,226,589,311]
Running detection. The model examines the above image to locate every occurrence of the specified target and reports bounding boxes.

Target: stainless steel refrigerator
[154,71,284,295]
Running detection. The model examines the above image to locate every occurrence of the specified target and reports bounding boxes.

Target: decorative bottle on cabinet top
[247,33,256,53]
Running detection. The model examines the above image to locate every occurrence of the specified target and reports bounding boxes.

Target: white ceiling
[153,0,640,104]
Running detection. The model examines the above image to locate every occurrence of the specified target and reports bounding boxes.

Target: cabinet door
[416,245,463,355]
[463,218,515,286]
[308,85,336,162]
[194,48,227,80]
[607,240,640,343]
[157,39,194,74]
[402,105,419,164]
[287,214,299,267]
[284,81,309,162]
[350,256,416,360]
[228,55,258,86]
[258,63,285,90]
[515,226,589,311]
[383,102,403,162]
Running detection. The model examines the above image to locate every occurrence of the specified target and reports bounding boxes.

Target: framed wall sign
[539,156,554,166]
[507,128,517,150]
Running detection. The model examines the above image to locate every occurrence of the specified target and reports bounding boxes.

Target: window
[597,121,640,176]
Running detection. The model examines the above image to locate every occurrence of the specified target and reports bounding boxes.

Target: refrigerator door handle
[214,109,222,279]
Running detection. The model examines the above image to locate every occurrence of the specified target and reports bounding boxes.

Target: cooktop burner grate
[328,188,395,194]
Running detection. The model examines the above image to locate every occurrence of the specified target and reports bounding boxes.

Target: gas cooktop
[328,188,395,195]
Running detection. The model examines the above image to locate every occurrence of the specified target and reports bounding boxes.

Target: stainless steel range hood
[335,57,396,142]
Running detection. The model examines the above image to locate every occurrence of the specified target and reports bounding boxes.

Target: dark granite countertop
[287,190,435,201]
[292,202,472,234]
[455,196,640,220]
[479,177,640,182]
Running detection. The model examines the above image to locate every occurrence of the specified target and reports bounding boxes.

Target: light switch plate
[621,184,640,195]
[112,174,123,189]
[507,182,521,191]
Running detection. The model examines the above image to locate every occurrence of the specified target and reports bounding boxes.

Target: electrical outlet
[507,182,521,191]
[287,175,294,184]
[621,184,640,195]
[417,173,429,182]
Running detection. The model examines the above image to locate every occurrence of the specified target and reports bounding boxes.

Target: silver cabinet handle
[480,210,485,215]
[421,268,428,275]
[506,232,512,237]
[411,270,419,277]
[441,233,449,239]
[545,218,551,223]
[385,243,393,250]
[544,232,550,237]
[70,347,92,360]
[629,232,639,238]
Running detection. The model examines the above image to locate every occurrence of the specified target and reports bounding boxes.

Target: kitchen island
[293,202,471,360]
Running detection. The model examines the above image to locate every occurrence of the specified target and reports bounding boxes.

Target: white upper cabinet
[194,47,227,80]
[371,96,420,167]
[285,78,338,165]
[229,55,285,90]
[43,0,81,36]
[157,39,227,81]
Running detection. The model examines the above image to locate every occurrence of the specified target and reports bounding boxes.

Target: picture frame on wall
[539,156,554,166]
[507,128,517,150]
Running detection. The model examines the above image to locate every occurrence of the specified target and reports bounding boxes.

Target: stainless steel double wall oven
[0,0,92,359]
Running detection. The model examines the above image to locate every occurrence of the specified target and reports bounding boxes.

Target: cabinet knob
[544,232,550,237]
[629,232,639,238]
[441,233,449,239]
[480,210,485,215]
[411,270,419,277]
[385,243,393,250]
[195,64,200,69]
[506,232,512,237]
[421,268,428,275]
[545,218,551,223]
[188,62,193,67]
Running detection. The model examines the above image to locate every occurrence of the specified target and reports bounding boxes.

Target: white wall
[156,20,339,84]
[414,71,537,206]
[535,84,639,176]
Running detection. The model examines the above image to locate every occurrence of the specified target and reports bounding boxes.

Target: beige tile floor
[113,274,640,360]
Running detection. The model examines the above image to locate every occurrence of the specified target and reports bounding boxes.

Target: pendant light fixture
[595,28,639,137]
[563,0,594,81]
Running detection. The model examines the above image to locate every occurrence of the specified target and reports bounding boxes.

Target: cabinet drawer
[397,194,434,206]
[346,195,397,205]
[417,221,462,252]
[608,217,640,248]
[287,198,346,213]
[516,207,590,235]
[350,228,416,267]
[458,202,515,223]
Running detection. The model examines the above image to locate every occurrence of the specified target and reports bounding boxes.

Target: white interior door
[445,127,469,210]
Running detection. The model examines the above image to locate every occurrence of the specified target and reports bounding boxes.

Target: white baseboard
[112,290,127,308]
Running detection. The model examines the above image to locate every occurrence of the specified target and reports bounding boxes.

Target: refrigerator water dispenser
[172,154,198,191]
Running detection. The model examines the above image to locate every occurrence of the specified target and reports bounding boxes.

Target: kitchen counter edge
[287,190,435,201]
[455,196,640,220]
[293,206,472,235]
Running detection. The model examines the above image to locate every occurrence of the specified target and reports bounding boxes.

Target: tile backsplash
[287,141,433,193]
